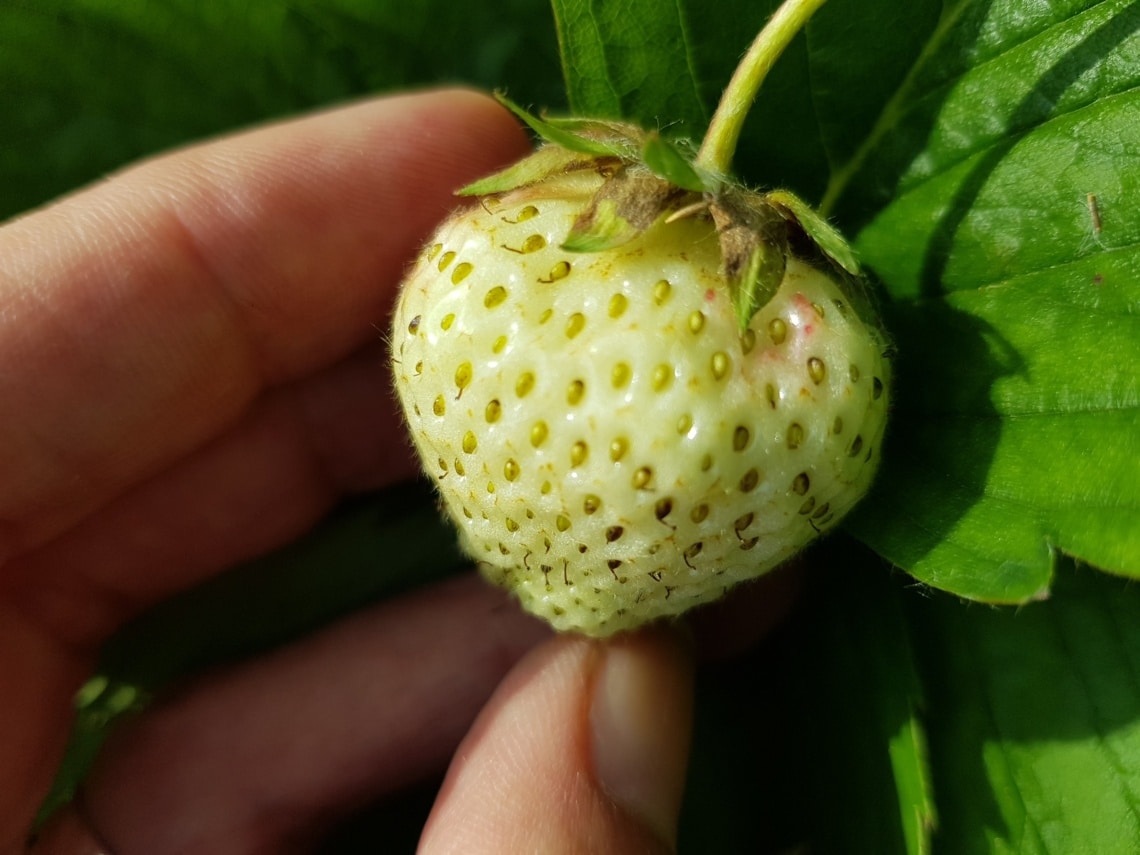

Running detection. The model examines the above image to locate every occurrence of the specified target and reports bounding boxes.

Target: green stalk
[695,0,829,177]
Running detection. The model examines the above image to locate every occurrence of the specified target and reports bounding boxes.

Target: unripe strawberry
[391,114,890,635]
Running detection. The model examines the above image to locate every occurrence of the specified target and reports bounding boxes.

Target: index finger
[0,89,529,558]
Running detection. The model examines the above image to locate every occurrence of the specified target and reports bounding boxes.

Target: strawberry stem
[695,0,829,178]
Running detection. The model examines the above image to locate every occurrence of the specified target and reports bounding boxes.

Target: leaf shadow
[911,561,1140,852]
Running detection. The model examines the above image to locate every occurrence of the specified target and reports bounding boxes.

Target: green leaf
[915,563,1140,853]
[842,0,1140,600]
[550,0,706,128]
[0,0,564,220]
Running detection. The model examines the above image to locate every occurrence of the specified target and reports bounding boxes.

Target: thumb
[419,627,694,855]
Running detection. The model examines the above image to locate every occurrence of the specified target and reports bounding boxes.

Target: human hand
[1,90,793,855]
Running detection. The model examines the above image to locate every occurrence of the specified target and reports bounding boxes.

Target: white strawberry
[390,2,890,636]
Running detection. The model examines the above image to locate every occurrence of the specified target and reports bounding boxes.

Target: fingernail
[589,629,695,849]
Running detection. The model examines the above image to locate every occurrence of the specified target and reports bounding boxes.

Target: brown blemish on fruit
[609,293,629,319]
[786,422,805,450]
[567,379,585,405]
[807,357,826,385]
[485,399,501,423]
[484,285,508,308]
[768,317,787,345]
[530,420,548,448]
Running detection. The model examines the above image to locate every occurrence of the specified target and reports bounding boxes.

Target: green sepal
[495,92,630,158]
[641,132,711,193]
[731,239,787,330]
[562,198,636,251]
[457,145,591,196]
[765,189,861,275]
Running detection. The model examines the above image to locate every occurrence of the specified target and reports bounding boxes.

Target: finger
[420,629,694,855]
[0,89,529,846]
[2,340,411,650]
[46,575,550,855]
[0,88,529,560]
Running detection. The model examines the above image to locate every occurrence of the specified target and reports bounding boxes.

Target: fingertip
[589,627,694,849]
[420,626,694,854]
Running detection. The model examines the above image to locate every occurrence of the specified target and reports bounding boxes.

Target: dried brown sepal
[562,169,694,252]
[709,193,789,330]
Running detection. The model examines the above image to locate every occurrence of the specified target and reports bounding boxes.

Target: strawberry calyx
[458,93,859,332]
